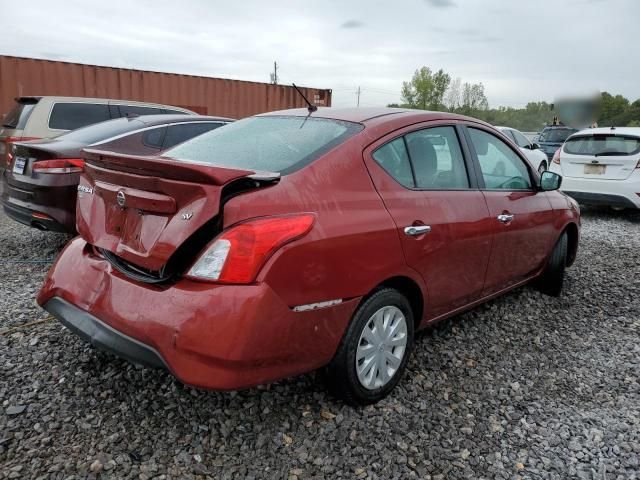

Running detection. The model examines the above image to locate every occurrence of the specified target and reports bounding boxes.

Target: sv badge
[182,212,193,220]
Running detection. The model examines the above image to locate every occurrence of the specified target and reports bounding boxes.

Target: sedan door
[464,126,557,295]
[363,123,494,322]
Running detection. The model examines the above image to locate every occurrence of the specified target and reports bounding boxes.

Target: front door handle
[497,213,515,224]
[404,225,431,236]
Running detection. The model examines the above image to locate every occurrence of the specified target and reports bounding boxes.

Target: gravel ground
[1,207,639,480]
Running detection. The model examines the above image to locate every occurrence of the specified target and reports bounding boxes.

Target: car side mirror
[531,142,540,150]
[539,171,562,191]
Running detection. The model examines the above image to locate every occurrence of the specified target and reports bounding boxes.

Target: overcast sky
[3,0,638,108]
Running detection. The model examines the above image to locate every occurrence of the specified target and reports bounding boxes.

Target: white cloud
[1,0,638,108]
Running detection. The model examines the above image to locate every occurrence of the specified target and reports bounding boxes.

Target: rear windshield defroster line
[164,116,364,175]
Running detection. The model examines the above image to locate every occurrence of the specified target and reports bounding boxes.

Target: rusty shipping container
[0,55,332,118]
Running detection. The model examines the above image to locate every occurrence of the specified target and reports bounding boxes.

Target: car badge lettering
[182,212,193,220]
[77,185,93,195]
[116,190,126,208]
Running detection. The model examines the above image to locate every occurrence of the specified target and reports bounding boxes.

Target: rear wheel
[324,288,414,405]
[538,232,567,297]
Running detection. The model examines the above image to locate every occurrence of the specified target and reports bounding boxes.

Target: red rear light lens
[3,137,40,166]
[186,214,315,284]
[552,148,561,165]
[32,158,85,174]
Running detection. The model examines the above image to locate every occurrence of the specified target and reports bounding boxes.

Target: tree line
[388,66,640,132]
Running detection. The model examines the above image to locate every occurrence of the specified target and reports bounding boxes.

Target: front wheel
[537,232,567,297]
[324,288,414,405]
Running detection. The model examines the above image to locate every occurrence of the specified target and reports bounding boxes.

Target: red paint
[38,108,580,390]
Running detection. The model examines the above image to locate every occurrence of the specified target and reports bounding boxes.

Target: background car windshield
[57,117,146,144]
[564,134,640,156]
[540,128,577,143]
[165,116,363,174]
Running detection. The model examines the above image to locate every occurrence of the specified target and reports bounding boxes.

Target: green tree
[401,67,451,110]
[599,92,630,126]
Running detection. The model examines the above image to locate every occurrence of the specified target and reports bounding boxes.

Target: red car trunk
[77,150,255,272]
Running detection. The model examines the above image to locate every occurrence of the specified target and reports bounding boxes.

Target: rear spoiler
[82,148,258,186]
[15,96,41,104]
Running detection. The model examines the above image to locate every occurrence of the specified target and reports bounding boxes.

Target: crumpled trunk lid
[77,149,254,272]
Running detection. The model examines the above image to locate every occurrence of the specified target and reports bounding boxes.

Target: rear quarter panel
[222,136,426,311]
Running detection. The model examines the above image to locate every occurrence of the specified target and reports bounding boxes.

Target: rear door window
[405,126,469,189]
[164,109,189,115]
[468,128,532,190]
[162,122,225,149]
[564,134,640,156]
[117,105,164,117]
[49,103,111,130]
[372,137,414,188]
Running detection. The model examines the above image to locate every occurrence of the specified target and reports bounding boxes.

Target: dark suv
[537,126,579,160]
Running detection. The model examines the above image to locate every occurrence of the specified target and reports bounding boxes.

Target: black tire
[324,288,415,406]
[538,232,567,297]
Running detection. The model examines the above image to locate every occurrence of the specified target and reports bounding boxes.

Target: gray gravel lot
[1,208,639,479]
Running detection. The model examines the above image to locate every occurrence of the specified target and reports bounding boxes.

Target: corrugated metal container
[0,55,331,118]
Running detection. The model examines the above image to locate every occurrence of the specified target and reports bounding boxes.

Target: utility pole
[270,62,279,84]
[356,86,361,107]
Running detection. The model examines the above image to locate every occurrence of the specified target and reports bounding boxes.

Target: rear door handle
[497,214,514,224]
[404,225,431,236]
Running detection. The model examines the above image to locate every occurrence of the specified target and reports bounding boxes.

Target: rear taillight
[32,159,85,174]
[552,148,561,165]
[3,137,40,166]
[186,214,315,284]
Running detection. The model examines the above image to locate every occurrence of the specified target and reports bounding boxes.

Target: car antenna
[292,83,317,113]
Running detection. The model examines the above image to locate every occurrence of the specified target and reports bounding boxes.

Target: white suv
[549,127,640,210]
[0,96,194,166]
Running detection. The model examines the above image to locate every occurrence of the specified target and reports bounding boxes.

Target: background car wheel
[537,232,567,297]
[324,288,414,405]
[538,161,547,174]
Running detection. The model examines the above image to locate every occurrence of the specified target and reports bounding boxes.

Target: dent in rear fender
[37,237,88,306]
[173,284,358,368]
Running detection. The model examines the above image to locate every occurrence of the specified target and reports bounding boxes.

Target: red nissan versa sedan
[37,108,580,405]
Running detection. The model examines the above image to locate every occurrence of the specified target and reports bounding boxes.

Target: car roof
[258,107,484,125]
[571,126,640,137]
[132,114,234,125]
[15,96,194,111]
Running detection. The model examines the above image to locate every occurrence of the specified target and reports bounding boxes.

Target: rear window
[57,117,146,144]
[3,100,37,129]
[49,103,111,130]
[539,128,578,143]
[165,116,363,174]
[564,134,640,156]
